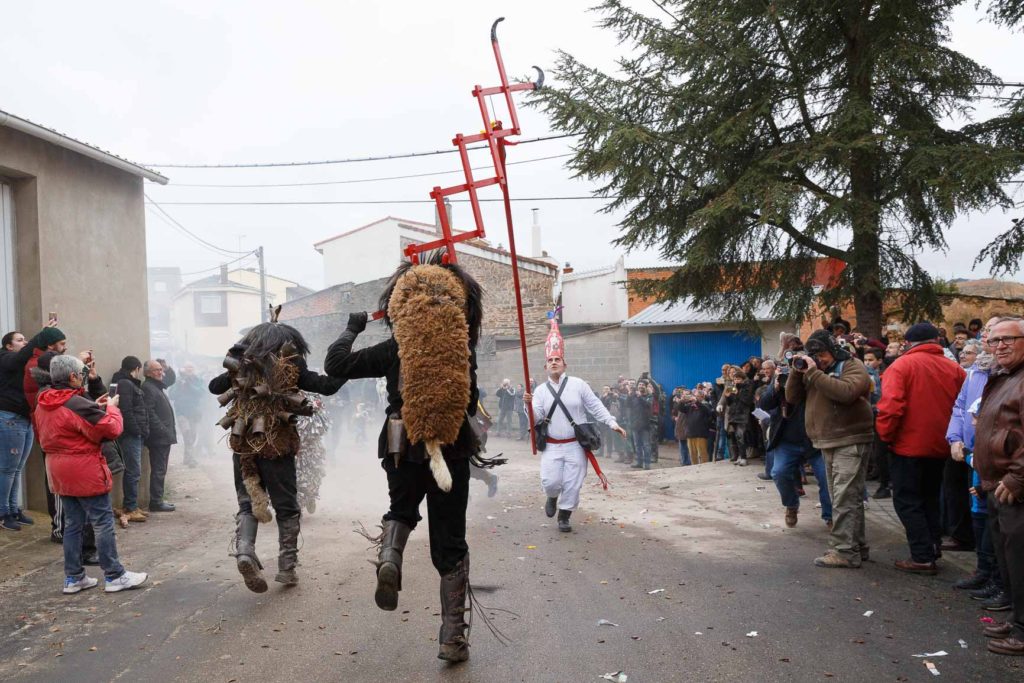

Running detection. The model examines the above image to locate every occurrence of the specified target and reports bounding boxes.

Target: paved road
[1,437,1019,682]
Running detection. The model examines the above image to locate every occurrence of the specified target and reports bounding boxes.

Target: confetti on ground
[647,588,665,595]
[913,651,947,658]
[597,619,619,627]
[746,631,758,638]
[863,611,873,617]
[925,661,940,676]
[958,640,968,649]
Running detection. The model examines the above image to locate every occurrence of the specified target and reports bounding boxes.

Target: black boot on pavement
[955,572,991,590]
[557,509,572,532]
[544,497,557,518]
[375,518,412,611]
[232,512,268,594]
[274,515,301,586]
[981,591,1012,612]
[438,555,470,663]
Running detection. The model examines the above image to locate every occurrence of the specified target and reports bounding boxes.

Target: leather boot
[438,555,470,663]
[557,509,572,532]
[274,515,301,586]
[233,513,268,593]
[375,518,412,611]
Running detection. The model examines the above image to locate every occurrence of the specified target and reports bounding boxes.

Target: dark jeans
[678,440,691,466]
[518,411,529,440]
[972,513,996,578]
[942,459,975,546]
[232,452,300,521]
[61,494,124,581]
[383,456,470,575]
[890,455,944,563]
[988,494,1024,639]
[497,408,513,435]
[771,443,832,520]
[763,447,774,478]
[120,434,143,511]
[147,443,172,505]
[632,428,652,467]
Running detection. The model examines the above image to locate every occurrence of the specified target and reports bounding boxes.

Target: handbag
[534,380,568,452]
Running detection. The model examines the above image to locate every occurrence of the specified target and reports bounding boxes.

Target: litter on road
[913,650,948,658]
[925,661,941,676]
[647,588,665,594]
[746,631,758,637]
[863,611,874,617]
[958,639,968,649]
[600,672,628,682]
[597,619,619,627]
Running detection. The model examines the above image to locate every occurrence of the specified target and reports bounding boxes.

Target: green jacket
[785,356,874,449]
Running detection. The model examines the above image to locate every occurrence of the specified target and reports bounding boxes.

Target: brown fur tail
[426,441,452,492]
[240,454,273,523]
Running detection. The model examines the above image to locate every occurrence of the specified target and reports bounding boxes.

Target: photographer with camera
[760,360,832,529]
[718,366,755,466]
[786,329,874,569]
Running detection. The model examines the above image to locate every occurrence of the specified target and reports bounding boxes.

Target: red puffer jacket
[876,343,966,458]
[33,388,123,497]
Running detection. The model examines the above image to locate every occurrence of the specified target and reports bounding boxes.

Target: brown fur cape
[388,264,471,491]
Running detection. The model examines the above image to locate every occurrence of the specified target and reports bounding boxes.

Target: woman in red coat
[33,354,148,595]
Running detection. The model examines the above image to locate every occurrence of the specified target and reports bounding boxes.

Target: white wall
[170,288,263,359]
[561,260,628,324]
[321,220,400,287]
[625,321,797,379]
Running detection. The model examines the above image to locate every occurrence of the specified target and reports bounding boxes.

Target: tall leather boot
[233,513,268,593]
[375,518,411,611]
[274,515,301,586]
[438,554,470,663]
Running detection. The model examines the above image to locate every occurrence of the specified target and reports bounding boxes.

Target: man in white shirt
[525,354,626,532]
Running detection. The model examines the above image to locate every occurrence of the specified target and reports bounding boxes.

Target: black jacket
[758,381,811,452]
[142,367,177,447]
[627,393,653,431]
[111,369,149,440]
[496,386,515,411]
[324,318,479,462]
[680,400,714,439]
[0,331,44,417]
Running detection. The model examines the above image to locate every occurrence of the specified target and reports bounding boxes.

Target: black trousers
[232,453,300,521]
[382,456,470,576]
[890,455,944,563]
[871,431,890,488]
[988,494,1024,639]
[147,443,172,504]
[942,459,975,546]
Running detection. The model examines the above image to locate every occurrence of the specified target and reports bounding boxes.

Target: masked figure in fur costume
[325,252,491,664]
[208,309,344,592]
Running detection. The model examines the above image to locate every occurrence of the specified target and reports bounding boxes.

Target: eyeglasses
[988,336,1024,348]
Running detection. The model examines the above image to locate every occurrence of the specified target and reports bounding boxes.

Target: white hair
[49,354,85,385]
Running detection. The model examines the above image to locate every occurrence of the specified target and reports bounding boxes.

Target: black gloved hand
[347,311,368,333]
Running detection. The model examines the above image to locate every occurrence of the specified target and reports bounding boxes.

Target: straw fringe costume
[324,254,487,663]
[209,310,344,592]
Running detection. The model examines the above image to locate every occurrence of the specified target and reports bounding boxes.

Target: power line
[145,196,616,206]
[145,194,253,255]
[142,133,576,169]
[178,251,258,277]
[161,153,574,189]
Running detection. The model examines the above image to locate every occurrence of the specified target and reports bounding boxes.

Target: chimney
[531,208,542,257]
[434,199,453,236]
[219,263,228,284]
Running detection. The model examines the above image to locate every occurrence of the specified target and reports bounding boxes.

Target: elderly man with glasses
[972,317,1024,656]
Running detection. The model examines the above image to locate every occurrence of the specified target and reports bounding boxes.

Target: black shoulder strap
[542,379,570,424]
[545,379,576,426]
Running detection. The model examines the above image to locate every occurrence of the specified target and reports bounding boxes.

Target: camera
[784,351,795,361]
[792,357,809,371]
[108,383,118,398]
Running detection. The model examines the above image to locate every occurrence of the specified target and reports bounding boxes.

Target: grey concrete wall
[476,325,630,411]
[0,126,152,510]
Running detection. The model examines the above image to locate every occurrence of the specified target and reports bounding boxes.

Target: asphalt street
[0,436,1019,682]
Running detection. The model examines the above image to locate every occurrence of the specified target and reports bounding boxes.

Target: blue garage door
[649,331,762,439]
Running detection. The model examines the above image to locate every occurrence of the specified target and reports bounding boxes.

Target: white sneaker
[738,458,748,467]
[105,570,148,593]
[63,575,99,594]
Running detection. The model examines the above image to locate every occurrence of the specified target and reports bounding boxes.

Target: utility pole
[257,246,268,322]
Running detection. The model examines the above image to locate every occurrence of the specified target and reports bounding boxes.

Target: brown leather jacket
[973,361,1024,497]
[785,356,874,449]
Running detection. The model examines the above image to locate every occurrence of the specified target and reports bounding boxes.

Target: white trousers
[540,441,588,511]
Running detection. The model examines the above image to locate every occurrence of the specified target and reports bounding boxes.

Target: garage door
[649,330,762,438]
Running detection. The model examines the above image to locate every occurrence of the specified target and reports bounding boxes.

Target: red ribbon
[585,450,610,490]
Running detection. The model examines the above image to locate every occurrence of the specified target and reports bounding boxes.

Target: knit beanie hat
[805,329,851,362]
[38,327,66,348]
[904,322,940,343]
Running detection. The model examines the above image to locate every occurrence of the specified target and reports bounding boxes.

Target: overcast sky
[2,1,1020,289]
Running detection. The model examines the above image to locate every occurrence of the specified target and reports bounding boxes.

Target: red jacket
[876,344,965,458]
[33,387,123,497]
[23,348,44,412]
